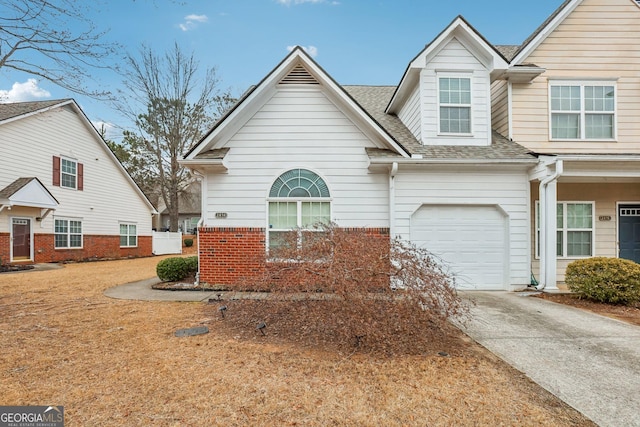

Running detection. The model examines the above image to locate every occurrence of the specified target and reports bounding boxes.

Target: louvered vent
[279,64,319,85]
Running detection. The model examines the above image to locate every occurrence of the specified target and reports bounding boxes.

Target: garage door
[410,205,507,290]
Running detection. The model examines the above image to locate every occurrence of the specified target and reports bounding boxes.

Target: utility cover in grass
[174,326,209,337]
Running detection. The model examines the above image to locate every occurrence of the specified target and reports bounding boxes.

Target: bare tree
[116,42,235,232]
[0,0,117,97]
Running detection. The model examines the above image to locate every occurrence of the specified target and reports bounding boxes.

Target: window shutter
[77,162,84,191]
[52,156,60,186]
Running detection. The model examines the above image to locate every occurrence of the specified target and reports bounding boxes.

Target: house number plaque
[599,216,611,221]
[215,212,228,218]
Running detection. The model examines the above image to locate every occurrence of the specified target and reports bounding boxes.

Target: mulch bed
[0,264,35,273]
[534,292,640,326]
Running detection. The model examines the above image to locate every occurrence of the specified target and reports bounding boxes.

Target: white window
[54,218,83,249]
[61,158,77,189]
[550,82,615,140]
[439,76,471,134]
[268,169,331,255]
[536,202,594,258]
[120,223,137,247]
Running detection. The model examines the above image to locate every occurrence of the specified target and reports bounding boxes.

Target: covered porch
[530,155,640,289]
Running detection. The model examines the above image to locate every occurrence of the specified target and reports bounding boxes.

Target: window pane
[440,107,471,133]
[567,231,592,256]
[556,203,564,228]
[70,234,82,248]
[567,203,592,229]
[268,230,296,251]
[585,86,614,112]
[70,221,82,234]
[120,235,128,246]
[269,202,297,229]
[585,114,613,139]
[301,202,330,227]
[557,230,563,257]
[551,113,580,139]
[55,234,67,248]
[552,85,580,111]
[120,224,128,234]
[129,236,137,246]
[55,220,67,233]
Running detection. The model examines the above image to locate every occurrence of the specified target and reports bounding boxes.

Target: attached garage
[410,205,508,290]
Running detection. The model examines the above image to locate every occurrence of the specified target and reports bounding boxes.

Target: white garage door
[410,205,507,290]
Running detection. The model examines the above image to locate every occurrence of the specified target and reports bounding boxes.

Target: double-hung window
[550,82,615,140]
[536,202,594,258]
[61,158,77,189]
[268,169,331,255]
[439,76,472,134]
[120,223,137,247]
[54,218,83,249]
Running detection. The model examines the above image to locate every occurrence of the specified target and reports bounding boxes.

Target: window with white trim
[268,169,331,254]
[439,76,472,134]
[120,223,137,247]
[54,218,83,249]
[550,82,615,140]
[61,158,77,189]
[536,202,594,258]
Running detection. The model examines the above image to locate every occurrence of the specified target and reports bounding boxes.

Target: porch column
[540,180,558,289]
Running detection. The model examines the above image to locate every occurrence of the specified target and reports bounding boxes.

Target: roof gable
[387,15,509,114]
[183,47,410,162]
[0,177,58,209]
[510,0,581,64]
[0,99,157,213]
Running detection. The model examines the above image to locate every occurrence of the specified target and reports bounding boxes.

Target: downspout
[537,159,563,290]
[192,170,206,286]
[389,162,398,238]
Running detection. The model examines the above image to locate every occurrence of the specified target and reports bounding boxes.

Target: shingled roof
[343,85,536,162]
[0,99,71,122]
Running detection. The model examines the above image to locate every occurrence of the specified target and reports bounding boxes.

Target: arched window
[268,169,331,252]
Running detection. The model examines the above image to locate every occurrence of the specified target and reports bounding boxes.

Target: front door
[618,205,640,263]
[11,218,31,261]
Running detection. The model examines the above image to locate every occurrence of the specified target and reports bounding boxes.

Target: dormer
[386,16,509,147]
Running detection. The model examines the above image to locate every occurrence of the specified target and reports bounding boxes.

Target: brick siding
[197,226,390,287]
[0,233,152,264]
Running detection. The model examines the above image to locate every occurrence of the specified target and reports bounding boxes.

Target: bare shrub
[216,223,469,355]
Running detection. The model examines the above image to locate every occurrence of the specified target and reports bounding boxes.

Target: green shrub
[156,257,188,282]
[184,256,198,275]
[565,257,640,305]
[184,238,194,247]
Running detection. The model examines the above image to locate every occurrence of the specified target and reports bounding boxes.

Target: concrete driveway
[459,291,640,427]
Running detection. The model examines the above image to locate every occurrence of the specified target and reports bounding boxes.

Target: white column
[543,180,558,289]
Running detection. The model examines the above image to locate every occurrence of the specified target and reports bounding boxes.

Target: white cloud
[179,14,209,31]
[0,79,51,103]
[287,45,318,58]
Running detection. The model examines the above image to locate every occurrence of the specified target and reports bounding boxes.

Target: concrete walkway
[460,291,640,427]
[105,278,222,302]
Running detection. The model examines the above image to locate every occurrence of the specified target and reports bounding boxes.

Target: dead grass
[0,257,594,426]
[534,292,640,326]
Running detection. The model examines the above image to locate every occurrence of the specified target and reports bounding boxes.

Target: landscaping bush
[184,256,198,276]
[222,223,468,355]
[184,238,194,247]
[156,257,188,282]
[565,257,640,305]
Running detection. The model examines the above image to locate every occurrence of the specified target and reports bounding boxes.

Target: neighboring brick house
[182,0,640,291]
[0,99,156,264]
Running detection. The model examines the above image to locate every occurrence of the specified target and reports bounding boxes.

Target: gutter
[389,162,398,237]
[192,171,206,286]
[537,159,563,290]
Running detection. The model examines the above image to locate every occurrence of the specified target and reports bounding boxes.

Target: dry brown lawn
[0,257,594,426]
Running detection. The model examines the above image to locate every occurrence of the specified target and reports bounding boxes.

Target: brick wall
[0,233,9,265]
[31,234,152,263]
[197,226,390,287]
[198,227,267,286]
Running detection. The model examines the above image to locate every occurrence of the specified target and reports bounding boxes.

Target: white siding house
[0,100,156,264]
[182,18,536,291]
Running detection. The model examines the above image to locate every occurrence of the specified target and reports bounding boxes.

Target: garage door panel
[410,205,507,290]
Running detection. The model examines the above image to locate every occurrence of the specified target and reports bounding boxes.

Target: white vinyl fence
[152,231,183,255]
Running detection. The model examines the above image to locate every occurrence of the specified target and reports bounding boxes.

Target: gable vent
[279,64,320,85]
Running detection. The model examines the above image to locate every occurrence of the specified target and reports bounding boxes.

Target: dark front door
[12,218,31,260]
[618,205,640,264]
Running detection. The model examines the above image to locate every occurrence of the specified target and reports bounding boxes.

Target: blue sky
[0,0,563,141]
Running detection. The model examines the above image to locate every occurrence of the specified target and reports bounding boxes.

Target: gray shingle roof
[0,177,58,204]
[0,99,71,122]
[343,85,536,161]
[494,45,521,61]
